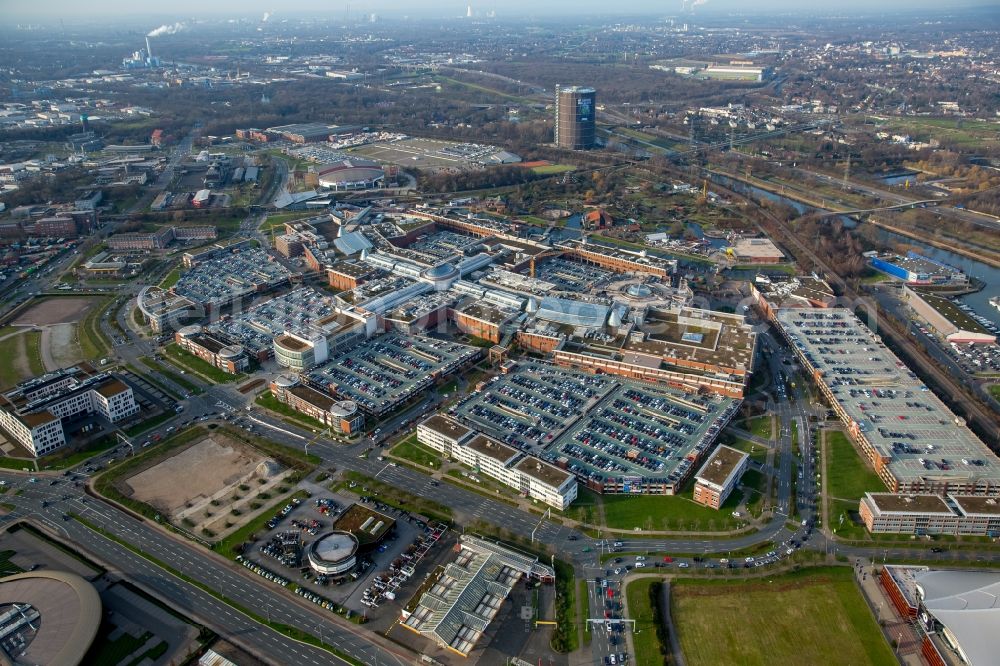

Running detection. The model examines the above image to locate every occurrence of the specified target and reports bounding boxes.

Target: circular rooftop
[330,400,359,418]
[307,531,359,575]
[272,374,299,389]
[0,571,101,666]
[218,344,245,360]
[176,324,202,337]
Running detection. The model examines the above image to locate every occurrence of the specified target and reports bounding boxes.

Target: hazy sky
[6,0,997,20]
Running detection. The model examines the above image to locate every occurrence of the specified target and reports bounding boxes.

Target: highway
[0,474,410,666]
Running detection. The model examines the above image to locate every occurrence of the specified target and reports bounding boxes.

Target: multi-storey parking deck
[306,333,481,416]
[450,361,740,494]
[406,230,482,262]
[776,308,1000,495]
[531,257,614,292]
[557,383,740,494]
[452,361,616,451]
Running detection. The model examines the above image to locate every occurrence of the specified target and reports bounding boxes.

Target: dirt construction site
[12,296,98,369]
[123,433,293,540]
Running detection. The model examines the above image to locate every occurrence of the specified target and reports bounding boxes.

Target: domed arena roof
[423,262,457,280]
[626,283,653,298]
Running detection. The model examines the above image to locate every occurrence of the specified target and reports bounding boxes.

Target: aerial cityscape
[0,2,999,665]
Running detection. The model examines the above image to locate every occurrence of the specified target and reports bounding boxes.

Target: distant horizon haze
[4,0,999,21]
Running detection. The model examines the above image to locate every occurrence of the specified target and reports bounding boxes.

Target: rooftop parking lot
[532,256,614,292]
[557,384,740,490]
[451,362,740,494]
[174,248,292,309]
[778,308,1000,490]
[307,333,480,416]
[452,361,616,450]
[406,230,481,262]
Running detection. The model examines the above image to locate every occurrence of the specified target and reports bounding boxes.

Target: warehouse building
[731,237,784,264]
[776,308,1000,495]
[693,444,750,509]
[880,565,1000,666]
[401,535,555,657]
[902,287,996,345]
[0,366,138,456]
[868,251,969,286]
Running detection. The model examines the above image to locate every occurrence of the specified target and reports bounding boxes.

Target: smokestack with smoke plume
[145,36,153,60]
[148,22,184,37]
[262,11,271,22]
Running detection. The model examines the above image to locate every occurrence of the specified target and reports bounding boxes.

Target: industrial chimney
[145,36,153,61]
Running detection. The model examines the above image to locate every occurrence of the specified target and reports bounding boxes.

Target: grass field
[0,330,44,389]
[989,384,1000,401]
[726,437,768,464]
[625,578,669,665]
[79,297,114,359]
[874,116,1000,148]
[565,486,745,532]
[672,567,895,666]
[826,431,883,501]
[743,415,774,440]
[391,435,441,469]
[139,357,202,394]
[825,430,884,537]
[159,267,181,289]
[531,164,576,175]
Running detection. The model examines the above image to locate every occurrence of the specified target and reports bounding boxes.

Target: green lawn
[550,559,578,653]
[164,343,244,383]
[0,330,30,389]
[566,486,745,532]
[740,469,767,517]
[159,267,181,289]
[989,384,1000,401]
[531,164,576,175]
[24,331,44,376]
[123,411,176,437]
[626,578,669,665]
[726,437,768,464]
[391,435,441,469]
[79,297,114,359]
[826,431,884,501]
[0,457,33,471]
[743,415,774,440]
[672,567,895,666]
[255,391,328,431]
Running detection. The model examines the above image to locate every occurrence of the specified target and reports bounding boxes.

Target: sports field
[671,568,895,666]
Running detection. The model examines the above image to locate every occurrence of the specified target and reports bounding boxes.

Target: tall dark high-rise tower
[554,85,596,150]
